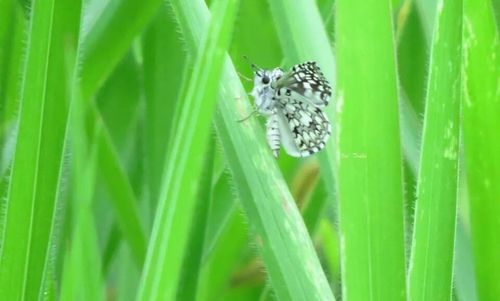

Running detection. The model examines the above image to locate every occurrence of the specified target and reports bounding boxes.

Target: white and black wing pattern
[246,60,332,157]
[274,61,332,107]
[274,95,331,157]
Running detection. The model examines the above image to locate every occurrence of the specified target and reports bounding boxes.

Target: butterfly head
[243,57,283,87]
[252,67,283,87]
[249,67,283,114]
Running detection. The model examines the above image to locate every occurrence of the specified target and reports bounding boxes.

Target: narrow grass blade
[196,208,248,301]
[114,245,141,301]
[454,219,478,301]
[336,0,407,300]
[81,48,147,267]
[0,0,79,298]
[396,0,429,115]
[142,7,187,212]
[408,0,463,299]
[318,219,341,297]
[96,52,141,154]
[462,0,500,299]
[170,0,335,299]
[202,169,239,259]
[74,0,158,267]
[59,208,105,301]
[92,103,147,267]
[176,136,215,301]
[136,0,239,299]
[228,0,282,71]
[416,0,439,41]
[317,0,335,31]
[0,0,15,80]
[0,7,24,208]
[196,153,249,301]
[60,60,104,301]
[79,0,161,97]
[0,2,24,129]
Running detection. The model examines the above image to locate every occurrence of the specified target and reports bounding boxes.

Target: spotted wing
[274,95,331,157]
[274,61,332,108]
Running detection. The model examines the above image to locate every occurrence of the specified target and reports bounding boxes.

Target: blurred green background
[0,0,499,300]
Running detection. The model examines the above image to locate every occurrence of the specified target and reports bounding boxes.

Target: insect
[241,60,332,158]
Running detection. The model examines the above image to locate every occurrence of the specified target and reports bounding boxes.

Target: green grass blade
[60,206,105,301]
[75,0,161,266]
[396,0,429,116]
[79,0,161,97]
[0,3,24,130]
[96,52,141,154]
[416,0,439,42]
[196,209,247,301]
[407,0,463,299]
[77,5,148,269]
[0,0,79,297]
[196,167,247,301]
[170,0,335,299]
[202,170,239,259]
[318,219,341,297]
[92,102,147,267]
[462,0,500,299]
[176,136,215,301]
[142,7,187,213]
[80,46,147,267]
[228,0,282,70]
[454,219,478,301]
[136,0,239,299]
[59,47,104,300]
[335,1,407,300]
[0,0,15,82]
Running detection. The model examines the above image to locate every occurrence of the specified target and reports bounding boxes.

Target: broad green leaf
[462,0,500,299]
[336,1,407,300]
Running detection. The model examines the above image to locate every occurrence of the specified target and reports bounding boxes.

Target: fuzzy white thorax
[250,68,283,115]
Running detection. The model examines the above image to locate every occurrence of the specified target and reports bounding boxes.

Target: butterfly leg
[266,112,281,158]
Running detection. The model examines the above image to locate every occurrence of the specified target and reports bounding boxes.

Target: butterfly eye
[262,76,270,84]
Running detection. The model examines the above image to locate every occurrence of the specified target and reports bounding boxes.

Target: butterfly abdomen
[265,112,281,158]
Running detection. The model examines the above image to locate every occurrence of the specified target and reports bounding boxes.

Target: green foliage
[336,1,406,300]
[462,0,500,300]
[408,0,463,299]
[0,0,497,300]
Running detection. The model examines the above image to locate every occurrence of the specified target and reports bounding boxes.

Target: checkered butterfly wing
[272,62,332,157]
[274,61,332,107]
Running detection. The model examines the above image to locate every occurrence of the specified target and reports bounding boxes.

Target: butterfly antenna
[237,71,252,82]
[237,109,258,122]
[243,55,261,73]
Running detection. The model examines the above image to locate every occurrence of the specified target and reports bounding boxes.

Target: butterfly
[242,60,332,158]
